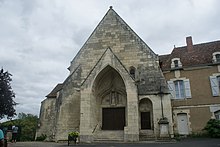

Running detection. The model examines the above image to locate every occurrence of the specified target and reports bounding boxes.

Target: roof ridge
[175,39,220,49]
[159,39,220,70]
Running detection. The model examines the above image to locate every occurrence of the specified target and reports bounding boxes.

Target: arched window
[129,67,136,79]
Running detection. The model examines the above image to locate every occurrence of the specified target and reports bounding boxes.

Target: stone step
[93,130,124,141]
[139,129,156,141]
[94,138,124,143]
[139,130,154,135]
[139,136,156,141]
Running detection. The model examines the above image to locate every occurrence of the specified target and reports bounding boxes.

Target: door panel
[102,107,125,130]
[177,113,189,135]
[141,112,151,129]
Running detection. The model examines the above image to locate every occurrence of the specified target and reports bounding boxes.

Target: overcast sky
[0,0,220,121]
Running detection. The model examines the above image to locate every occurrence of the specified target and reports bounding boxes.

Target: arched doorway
[139,98,153,130]
[92,66,127,130]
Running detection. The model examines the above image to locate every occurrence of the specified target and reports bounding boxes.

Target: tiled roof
[46,83,63,98]
[159,39,220,71]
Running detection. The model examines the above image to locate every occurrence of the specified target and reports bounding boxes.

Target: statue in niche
[110,91,118,105]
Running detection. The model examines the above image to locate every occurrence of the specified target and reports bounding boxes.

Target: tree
[0,68,16,119]
[2,112,39,141]
[18,113,39,141]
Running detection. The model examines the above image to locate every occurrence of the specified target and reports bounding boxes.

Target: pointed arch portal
[92,65,127,130]
[139,98,153,130]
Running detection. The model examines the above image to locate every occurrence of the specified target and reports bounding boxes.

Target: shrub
[68,131,79,138]
[204,119,220,138]
[35,134,47,141]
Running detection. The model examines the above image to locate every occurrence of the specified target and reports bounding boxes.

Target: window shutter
[184,79,192,98]
[209,76,219,96]
[167,81,175,98]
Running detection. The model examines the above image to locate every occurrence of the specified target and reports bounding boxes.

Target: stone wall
[54,67,81,141]
[36,98,56,141]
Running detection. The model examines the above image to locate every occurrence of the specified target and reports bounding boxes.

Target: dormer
[212,52,220,63]
[171,58,182,69]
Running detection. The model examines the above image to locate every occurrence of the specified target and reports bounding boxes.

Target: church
[36,7,173,142]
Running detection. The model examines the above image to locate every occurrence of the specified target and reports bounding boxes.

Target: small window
[214,110,220,120]
[216,54,220,62]
[174,80,185,99]
[212,52,220,63]
[174,60,179,68]
[171,58,182,69]
[129,67,135,79]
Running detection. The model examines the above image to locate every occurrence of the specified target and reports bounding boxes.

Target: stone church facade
[36,7,173,142]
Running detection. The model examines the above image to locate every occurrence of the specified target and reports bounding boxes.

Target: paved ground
[7,138,220,147]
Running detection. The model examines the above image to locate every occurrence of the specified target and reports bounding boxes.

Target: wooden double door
[102,107,125,130]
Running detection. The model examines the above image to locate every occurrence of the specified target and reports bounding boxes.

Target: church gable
[67,7,165,95]
[70,8,157,70]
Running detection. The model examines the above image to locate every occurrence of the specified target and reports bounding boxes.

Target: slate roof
[46,83,63,98]
[159,38,220,71]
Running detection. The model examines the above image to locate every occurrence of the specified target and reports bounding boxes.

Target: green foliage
[2,112,38,141]
[68,131,79,138]
[0,68,16,119]
[35,134,47,141]
[204,119,220,138]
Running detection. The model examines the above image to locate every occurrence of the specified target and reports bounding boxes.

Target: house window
[214,110,220,120]
[167,79,192,99]
[174,80,185,99]
[217,76,220,89]
[209,75,220,96]
[212,52,220,63]
[174,60,179,68]
[171,58,182,69]
[216,54,220,62]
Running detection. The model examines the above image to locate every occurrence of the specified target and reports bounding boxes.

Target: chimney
[186,36,193,53]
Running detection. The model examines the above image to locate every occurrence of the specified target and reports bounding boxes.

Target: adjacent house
[159,36,220,135]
